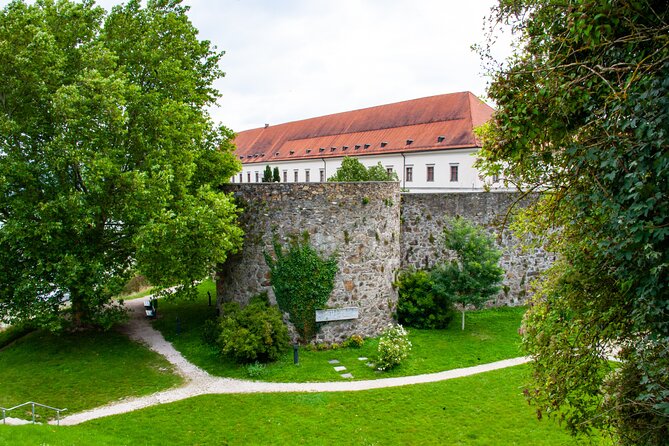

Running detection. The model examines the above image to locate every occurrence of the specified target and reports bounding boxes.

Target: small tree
[431,217,504,330]
[262,165,273,182]
[272,167,280,182]
[327,157,398,182]
[264,233,338,341]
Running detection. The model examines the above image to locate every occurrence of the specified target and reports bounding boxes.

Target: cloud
[1,0,514,132]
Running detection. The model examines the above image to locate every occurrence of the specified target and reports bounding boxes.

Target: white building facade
[232,92,501,192]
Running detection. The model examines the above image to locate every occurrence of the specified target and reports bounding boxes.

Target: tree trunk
[461,309,465,331]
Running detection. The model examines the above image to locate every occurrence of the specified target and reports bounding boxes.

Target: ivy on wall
[264,233,338,341]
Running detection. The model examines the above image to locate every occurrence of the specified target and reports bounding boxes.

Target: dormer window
[380,142,388,148]
[437,136,446,143]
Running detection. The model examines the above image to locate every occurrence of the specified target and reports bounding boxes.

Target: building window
[386,166,394,174]
[231,176,235,183]
[305,169,310,182]
[294,170,299,182]
[239,173,242,183]
[427,165,434,182]
[247,172,251,183]
[450,164,459,182]
[255,171,259,183]
[283,170,287,183]
[319,169,325,182]
[405,166,413,182]
[492,173,499,183]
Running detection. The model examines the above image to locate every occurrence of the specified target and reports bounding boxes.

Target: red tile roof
[234,92,494,164]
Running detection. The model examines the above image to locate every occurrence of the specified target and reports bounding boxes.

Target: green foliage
[342,334,364,349]
[430,217,504,330]
[201,319,221,347]
[217,298,289,364]
[395,269,454,329]
[478,1,669,442]
[327,157,398,182]
[264,234,338,341]
[376,324,412,371]
[0,0,243,329]
[262,165,273,182]
[245,361,266,378]
[272,166,281,182]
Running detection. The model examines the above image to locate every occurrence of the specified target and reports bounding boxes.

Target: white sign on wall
[315,307,359,322]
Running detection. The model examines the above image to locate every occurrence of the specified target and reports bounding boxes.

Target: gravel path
[52,298,530,426]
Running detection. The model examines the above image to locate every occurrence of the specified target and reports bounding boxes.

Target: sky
[2,0,514,132]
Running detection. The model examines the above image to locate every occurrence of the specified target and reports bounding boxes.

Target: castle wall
[217,184,554,342]
[400,192,555,305]
[218,182,401,342]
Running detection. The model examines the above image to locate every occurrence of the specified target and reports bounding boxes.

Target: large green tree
[0,0,243,330]
[478,1,668,443]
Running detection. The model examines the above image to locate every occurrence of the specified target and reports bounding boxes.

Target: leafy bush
[342,334,364,348]
[264,233,338,341]
[376,324,412,371]
[245,361,266,378]
[217,299,289,364]
[201,319,221,346]
[395,269,454,329]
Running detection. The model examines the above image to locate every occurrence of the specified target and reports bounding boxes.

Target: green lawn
[0,364,610,445]
[152,280,525,382]
[0,329,182,421]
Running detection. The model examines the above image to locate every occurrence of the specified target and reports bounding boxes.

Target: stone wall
[400,192,554,305]
[217,182,401,342]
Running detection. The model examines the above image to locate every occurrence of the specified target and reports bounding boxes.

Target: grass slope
[0,365,610,445]
[152,280,525,382]
[0,330,182,420]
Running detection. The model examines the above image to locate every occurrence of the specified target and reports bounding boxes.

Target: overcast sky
[2,0,514,132]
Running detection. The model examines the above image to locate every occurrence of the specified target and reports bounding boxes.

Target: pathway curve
[53,298,531,426]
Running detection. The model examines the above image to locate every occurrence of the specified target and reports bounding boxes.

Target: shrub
[201,319,221,346]
[245,361,266,378]
[217,298,289,364]
[342,334,364,348]
[395,269,454,329]
[376,324,412,371]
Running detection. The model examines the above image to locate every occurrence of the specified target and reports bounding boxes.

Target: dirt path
[52,298,530,426]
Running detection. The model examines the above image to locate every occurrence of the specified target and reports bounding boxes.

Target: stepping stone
[334,366,347,372]
[357,357,368,361]
[328,359,340,364]
[340,373,354,379]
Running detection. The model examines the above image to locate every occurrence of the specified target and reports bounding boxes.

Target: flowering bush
[376,324,412,371]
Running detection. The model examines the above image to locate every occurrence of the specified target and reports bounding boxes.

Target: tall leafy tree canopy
[478,1,668,443]
[0,0,243,330]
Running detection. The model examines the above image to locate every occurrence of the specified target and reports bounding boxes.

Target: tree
[327,156,399,182]
[430,217,504,330]
[477,1,668,443]
[272,166,280,182]
[0,0,243,330]
[262,165,273,182]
